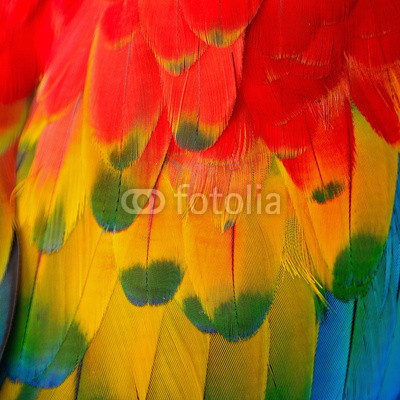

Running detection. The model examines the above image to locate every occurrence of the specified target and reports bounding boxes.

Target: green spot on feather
[182,297,216,333]
[213,293,273,342]
[312,181,344,204]
[109,134,147,171]
[120,260,183,306]
[332,234,384,300]
[175,121,214,151]
[91,168,136,232]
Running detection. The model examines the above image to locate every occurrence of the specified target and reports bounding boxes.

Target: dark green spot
[236,293,273,339]
[213,293,273,342]
[120,260,183,306]
[120,266,147,306]
[91,168,136,232]
[109,134,146,171]
[332,234,384,300]
[175,121,214,151]
[212,299,237,341]
[182,297,216,333]
[312,181,344,204]
[33,203,66,253]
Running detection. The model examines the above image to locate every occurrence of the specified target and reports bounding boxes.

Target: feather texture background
[1,0,400,398]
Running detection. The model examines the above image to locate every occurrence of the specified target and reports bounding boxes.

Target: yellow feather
[113,171,185,306]
[77,284,165,399]
[147,300,210,400]
[266,271,318,399]
[0,379,24,400]
[204,317,270,400]
[36,369,78,400]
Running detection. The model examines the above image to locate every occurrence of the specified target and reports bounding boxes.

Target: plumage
[313,157,400,399]
[18,97,87,253]
[265,271,318,399]
[114,172,185,306]
[1,0,400,399]
[138,0,205,74]
[161,37,244,151]
[182,208,281,341]
[86,20,163,170]
[346,0,400,147]
[203,318,269,400]
[74,285,164,399]
[2,212,116,388]
[311,292,354,400]
[180,0,262,47]
[0,238,18,359]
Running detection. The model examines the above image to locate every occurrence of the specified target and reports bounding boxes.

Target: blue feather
[311,292,354,400]
[312,156,400,400]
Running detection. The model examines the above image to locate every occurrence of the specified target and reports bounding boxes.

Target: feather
[180,0,262,47]
[114,171,185,306]
[378,304,400,400]
[181,179,285,341]
[346,0,400,147]
[0,369,80,400]
[138,0,205,74]
[241,0,344,154]
[0,100,29,155]
[0,103,27,363]
[311,292,355,400]
[378,175,400,400]
[2,0,400,398]
[0,145,16,283]
[37,0,100,117]
[86,20,163,170]
[0,237,18,359]
[146,301,209,399]
[17,97,88,253]
[265,271,318,399]
[341,157,400,399]
[3,212,117,388]
[75,284,164,399]
[312,155,400,399]
[280,101,398,299]
[204,318,269,400]
[161,37,243,151]
[35,369,78,400]
[100,0,139,44]
[166,100,271,230]
[0,3,53,103]
[0,379,38,400]
[341,226,400,398]
[89,110,171,232]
